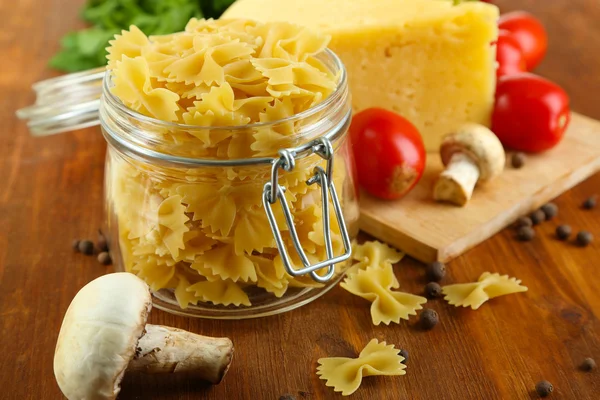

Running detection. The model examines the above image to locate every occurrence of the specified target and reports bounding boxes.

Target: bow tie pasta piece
[352,241,404,266]
[148,32,195,55]
[251,98,297,156]
[249,22,330,62]
[163,36,256,86]
[341,265,426,325]
[317,339,406,396]
[107,26,150,69]
[176,183,237,237]
[157,195,190,259]
[192,243,257,283]
[132,256,176,292]
[174,275,202,309]
[252,256,289,298]
[184,19,262,48]
[290,204,322,254]
[346,241,404,279]
[176,230,218,263]
[251,58,336,101]
[111,56,180,121]
[234,208,280,256]
[186,279,251,307]
[442,272,528,310]
[185,83,273,123]
[185,18,261,39]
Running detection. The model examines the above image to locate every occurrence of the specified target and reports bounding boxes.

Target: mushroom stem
[434,153,480,206]
[128,324,234,384]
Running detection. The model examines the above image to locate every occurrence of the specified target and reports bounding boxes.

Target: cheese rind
[224,0,499,151]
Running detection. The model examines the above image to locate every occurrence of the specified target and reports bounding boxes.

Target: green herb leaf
[50,0,209,72]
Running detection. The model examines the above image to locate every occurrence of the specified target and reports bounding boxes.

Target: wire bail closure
[262,137,352,283]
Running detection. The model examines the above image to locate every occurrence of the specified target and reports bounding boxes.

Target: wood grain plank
[1,0,600,399]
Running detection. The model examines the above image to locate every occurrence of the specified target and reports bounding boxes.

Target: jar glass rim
[102,48,347,132]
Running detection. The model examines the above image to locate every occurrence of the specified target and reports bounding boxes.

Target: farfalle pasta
[442,272,528,310]
[347,240,404,276]
[341,265,427,325]
[104,18,356,312]
[317,339,406,396]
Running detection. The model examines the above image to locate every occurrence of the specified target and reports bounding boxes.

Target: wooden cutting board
[359,112,600,263]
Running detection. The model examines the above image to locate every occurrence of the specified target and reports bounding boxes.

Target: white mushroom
[54,272,233,400]
[433,123,505,206]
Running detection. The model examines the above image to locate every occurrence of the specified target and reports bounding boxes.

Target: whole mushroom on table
[433,123,506,206]
[54,273,234,400]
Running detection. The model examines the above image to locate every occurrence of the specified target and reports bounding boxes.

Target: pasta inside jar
[101,18,359,318]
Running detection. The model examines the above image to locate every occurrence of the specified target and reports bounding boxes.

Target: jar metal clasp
[262,137,352,283]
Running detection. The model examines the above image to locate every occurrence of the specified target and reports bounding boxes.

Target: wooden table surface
[2,0,599,399]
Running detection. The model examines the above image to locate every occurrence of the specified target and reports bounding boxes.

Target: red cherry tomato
[349,108,426,200]
[492,73,570,153]
[499,11,548,71]
[496,30,527,78]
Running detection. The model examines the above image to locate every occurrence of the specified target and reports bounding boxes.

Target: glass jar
[100,49,359,319]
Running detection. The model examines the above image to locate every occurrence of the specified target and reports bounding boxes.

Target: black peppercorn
[515,216,533,229]
[96,236,109,253]
[556,225,572,241]
[535,380,553,397]
[576,231,593,247]
[581,357,596,372]
[541,203,558,220]
[530,209,546,225]
[78,240,94,255]
[517,226,535,241]
[72,239,80,252]
[425,282,443,299]
[511,152,526,169]
[97,252,112,265]
[582,196,597,210]
[399,349,409,363]
[420,309,438,330]
[426,261,446,282]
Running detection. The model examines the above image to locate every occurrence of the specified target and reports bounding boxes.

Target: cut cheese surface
[224,0,499,151]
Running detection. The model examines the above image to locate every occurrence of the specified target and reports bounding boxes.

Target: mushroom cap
[440,123,506,181]
[54,273,152,400]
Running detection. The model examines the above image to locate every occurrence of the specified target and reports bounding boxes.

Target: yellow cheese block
[223,0,499,152]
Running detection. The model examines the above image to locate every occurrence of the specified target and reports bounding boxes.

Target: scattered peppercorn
[517,226,535,241]
[426,262,446,282]
[555,225,572,241]
[581,357,596,372]
[399,349,409,363]
[515,216,533,229]
[511,152,526,169]
[420,309,439,330]
[78,240,94,255]
[576,231,593,247]
[535,380,553,397]
[97,252,112,265]
[425,282,443,299]
[541,203,558,220]
[279,395,296,400]
[530,209,546,225]
[582,196,597,210]
[72,239,80,252]
[96,235,109,253]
